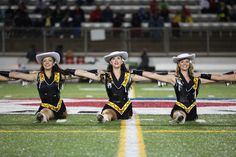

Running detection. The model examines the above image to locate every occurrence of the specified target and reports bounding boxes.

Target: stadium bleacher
[0,0,235,55]
[0,0,235,78]
[0,0,232,27]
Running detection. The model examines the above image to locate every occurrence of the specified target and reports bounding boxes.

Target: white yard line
[125,118,139,157]
[118,84,147,157]
[118,116,147,157]
[78,88,104,91]
[141,88,173,91]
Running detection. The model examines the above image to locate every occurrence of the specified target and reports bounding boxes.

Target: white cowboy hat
[36,52,60,64]
[172,53,195,63]
[104,51,128,63]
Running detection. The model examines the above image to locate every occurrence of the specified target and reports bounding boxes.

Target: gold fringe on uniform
[40,98,62,112]
[39,72,60,83]
[175,101,197,113]
[107,100,131,115]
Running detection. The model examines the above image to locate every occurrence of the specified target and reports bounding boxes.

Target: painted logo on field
[0,98,236,114]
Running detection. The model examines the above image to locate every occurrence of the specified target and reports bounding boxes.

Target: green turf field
[0,82,236,98]
[0,114,236,157]
[0,82,236,157]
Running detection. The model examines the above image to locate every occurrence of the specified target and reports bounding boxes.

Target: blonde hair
[176,62,194,77]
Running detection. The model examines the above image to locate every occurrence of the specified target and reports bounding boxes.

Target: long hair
[39,57,68,76]
[107,63,129,73]
[176,62,194,77]
[105,63,129,84]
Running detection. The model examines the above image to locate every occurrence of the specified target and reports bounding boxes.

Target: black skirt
[102,103,133,120]
[170,104,198,121]
[37,100,67,119]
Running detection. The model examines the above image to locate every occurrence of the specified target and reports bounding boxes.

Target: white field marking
[68,107,100,114]
[195,119,207,123]
[1,129,236,133]
[78,88,104,91]
[0,130,118,133]
[125,117,139,157]
[136,96,143,98]
[208,95,215,98]
[135,116,147,157]
[133,99,236,103]
[117,116,147,157]
[1,106,236,115]
[62,98,108,102]
[1,99,236,115]
[167,95,174,98]
[144,130,236,133]
[85,95,94,98]
[119,84,147,157]
[4,95,12,98]
[7,98,234,103]
[141,88,173,91]
[134,107,236,115]
[56,119,67,123]
[139,119,154,121]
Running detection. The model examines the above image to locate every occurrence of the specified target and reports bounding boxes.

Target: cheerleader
[133,53,209,124]
[0,52,100,123]
[99,51,149,122]
[66,51,149,122]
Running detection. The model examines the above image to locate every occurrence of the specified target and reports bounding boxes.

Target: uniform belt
[175,101,197,114]
[40,98,62,112]
[107,100,131,115]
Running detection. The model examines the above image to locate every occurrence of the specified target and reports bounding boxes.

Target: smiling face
[178,58,191,71]
[109,56,124,69]
[42,56,55,70]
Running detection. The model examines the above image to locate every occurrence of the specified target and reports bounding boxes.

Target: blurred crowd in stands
[2,0,236,60]
[200,0,236,21]
[2,0,236,30]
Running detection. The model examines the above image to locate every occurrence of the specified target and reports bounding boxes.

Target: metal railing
[1,26,236,56]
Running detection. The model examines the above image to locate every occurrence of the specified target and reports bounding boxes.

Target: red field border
[16,98,236,108]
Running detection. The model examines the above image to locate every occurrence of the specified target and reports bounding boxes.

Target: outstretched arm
[132,70,176,85]
[65,69,101,81]
[131,74,151,82]
[9,71,38,81]
[200,78,215,84]
[0,75,9,81]
[194,73,215,84]
[75,69,101,81]
[211,74,236,81]
[143,71,176,85]
[200,71,236,82]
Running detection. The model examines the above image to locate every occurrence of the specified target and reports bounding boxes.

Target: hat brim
[173,54,195,63]
[36,52,60,64]
[104,51,128,63]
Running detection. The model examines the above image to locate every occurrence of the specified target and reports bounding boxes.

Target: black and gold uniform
[36,71,66,119]
[171,73,201,121]
[102,71,133,119]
